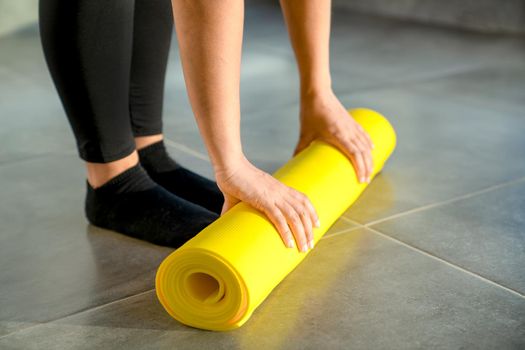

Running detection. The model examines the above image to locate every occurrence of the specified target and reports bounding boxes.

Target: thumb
[221,193,241,216]
[293,138,312,157]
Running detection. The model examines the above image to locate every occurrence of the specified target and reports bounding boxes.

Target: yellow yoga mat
[155,108,396,331]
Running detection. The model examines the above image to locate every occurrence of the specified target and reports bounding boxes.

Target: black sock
[138,140,224,215]
[85,163,218,248]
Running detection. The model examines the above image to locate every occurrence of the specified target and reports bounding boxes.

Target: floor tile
[371,179,525,294]
[164,141,216,181]
[0,321,37,338]
[334,87,525,224]
[0,68,77,164]
[0,25,51,88]
[0,156,172,323]
[325,217,360,236]
[411,64,525,114]
[1,228,523,349]
[329,11,525,93]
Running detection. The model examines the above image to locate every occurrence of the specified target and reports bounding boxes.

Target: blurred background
[0,0,524,349]
[2,0,525,36]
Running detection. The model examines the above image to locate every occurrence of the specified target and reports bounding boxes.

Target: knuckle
[289,214,302,227]
[327,123,340,135]
[345,141,358,154]
[356,141,367,151]
[299,194,310,206]
[280,226,291,238]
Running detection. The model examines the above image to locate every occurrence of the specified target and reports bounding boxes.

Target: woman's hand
[215,156,319,253]
[295,91,375,183]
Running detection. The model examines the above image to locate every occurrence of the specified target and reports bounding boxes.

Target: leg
[128,0,224,214]
[129,0,173,140]
[39,0,218,247]
[39,0,137,166]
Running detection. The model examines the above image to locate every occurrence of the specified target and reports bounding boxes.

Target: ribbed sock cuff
[88,163,156,194]
[138,140,180,173]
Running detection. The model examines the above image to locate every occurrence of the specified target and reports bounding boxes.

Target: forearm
[279,0,332,99]
[171,0,245,172]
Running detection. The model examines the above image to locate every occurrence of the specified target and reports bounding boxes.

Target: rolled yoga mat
[156,108,397,331]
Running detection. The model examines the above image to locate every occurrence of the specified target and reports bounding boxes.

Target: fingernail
[287,239,295,248]
[308,240,314,249]
[360,177,365,183]
[315,219,321,228]
[301,243,308,252]
[366,177,371,183]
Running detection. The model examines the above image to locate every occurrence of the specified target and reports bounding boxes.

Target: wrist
[300,80,334,105]
[300,85,336,112]
[211,150,247,178]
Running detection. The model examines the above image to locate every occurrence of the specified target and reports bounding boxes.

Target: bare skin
[86,151,139,189]
[135,134,164,151]
[171,0,373,253]
[86,134,163,188]
[171,0,319,253]
[279,0,374,181]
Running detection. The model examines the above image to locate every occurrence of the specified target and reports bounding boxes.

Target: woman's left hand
[294,91,375,183]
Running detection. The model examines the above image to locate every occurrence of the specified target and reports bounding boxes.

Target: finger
[335,135,359,160]
[299,209,314,249]
[338,129,372,183]
[355,127,373,152]
[293,137,311,157]
[355,122,374,149]
[279,202,309,253]
[335,137,365,181]
[330,135,365,182]
[354,131,374,180]
[357,139,374,180]
[362,149,374,182]
[287,196,314,250]
[220,194,240,216]
[300,208,314,249]
[352,131,369,153]
[266,206,295,249]
[350,141,367,183]
[292,190,320,230]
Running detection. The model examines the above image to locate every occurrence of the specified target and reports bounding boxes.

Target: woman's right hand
[215,155,319,253]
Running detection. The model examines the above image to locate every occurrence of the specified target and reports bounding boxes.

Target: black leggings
[39,0,173,163]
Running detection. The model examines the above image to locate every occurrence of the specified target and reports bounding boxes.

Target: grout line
[366,226,525,299]
[0,323,43,341]
[340,216,364,227]
[0,324,40,340]
[364,176,525,227]
[54,289,157,323]
[164,138,210,162]
[0,289,156,340]
[320,225,362,241]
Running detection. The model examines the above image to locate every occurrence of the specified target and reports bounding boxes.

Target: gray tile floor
[0,2,524,349]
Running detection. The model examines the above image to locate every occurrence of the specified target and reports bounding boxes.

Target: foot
[138,140,224,215]
[85,163,218,247]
